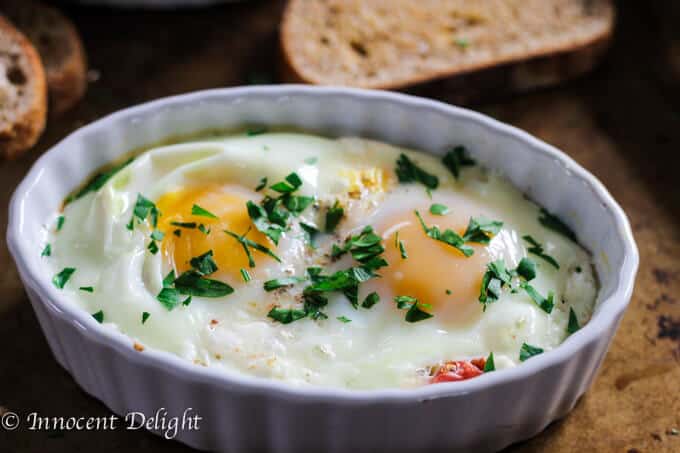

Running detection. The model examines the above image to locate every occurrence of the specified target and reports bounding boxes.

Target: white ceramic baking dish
[7,86,638,452]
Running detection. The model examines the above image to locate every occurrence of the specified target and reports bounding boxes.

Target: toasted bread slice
[0,16,46,159]
[281,0,615,91]
[2,0,87,115]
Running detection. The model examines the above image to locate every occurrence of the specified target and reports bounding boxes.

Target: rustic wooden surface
[1,1,679,452]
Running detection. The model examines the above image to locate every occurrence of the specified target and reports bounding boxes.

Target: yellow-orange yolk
[156,186,274,281]
[379,210,490,324]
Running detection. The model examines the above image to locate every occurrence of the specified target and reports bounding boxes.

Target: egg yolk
[156,185,274,280]
[379,210,491,324]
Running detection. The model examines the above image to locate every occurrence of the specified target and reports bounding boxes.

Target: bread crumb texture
[283,0,614,88]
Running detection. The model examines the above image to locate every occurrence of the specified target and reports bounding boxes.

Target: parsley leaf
[538,209,577,242]
[395,231,407,259]
[337,316,352,323]
[170,221,197,229]
[361,292,380,309]
[263,276,305,292]
[394,295,433,322]
[192,204,218,219]
[522,235,560,269]
[483,352,495,372]
[247,200,286,245]
[79,286,94,293]
[331,226,387,269]
[131,194,160,228]
[92,310,104,323]
[224,229,281,267]
[147,240,159,255]
[56,215,65,232]
[325,200,344,233]
[41,244,51,257]
[189,250,218,275]
[519,343,544,362]
[162,270,176,288]
[521,283,554,313]
[461,217,503,244]
[567,307,580,334]
[53,267,76,289]
[429,203,450,215]
[246,126,268,136]
[442,146,475,179]
[479,260,512,309]
[240,269,251,283]
[173,271,234,298]
[267,307,307,324]
[255,177,267,192]
[142,312,150,324]
[516,257,536,281]
[415,210,473,257]
[270,172,302,193]
[66,157,134,204]
[300,222,319,248]
[156,287,183,310]
[395,153,439,189]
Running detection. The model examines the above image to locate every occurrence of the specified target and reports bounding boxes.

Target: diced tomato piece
[430,358,486,384]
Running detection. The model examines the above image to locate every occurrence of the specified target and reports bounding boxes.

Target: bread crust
[0,16,47,159]
[280,0,615,92]
[2,0,88,116]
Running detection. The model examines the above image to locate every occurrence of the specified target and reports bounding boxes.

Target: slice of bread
[1,0,87,115]
[281,0,615,92]
[0,16,47,159]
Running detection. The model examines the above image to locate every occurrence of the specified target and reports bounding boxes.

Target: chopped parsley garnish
[519,343,544,362]
[170,221,197,229]
[523,235,560,269]
[567,307,580,334]
[189,250,218,275]
[394,295,433,323]
[79,286,94,293]
[130,194,159,228]
[414,210,473,257]
[147,240,159,255]
[479,260,512,310]
[173,272,233,298]
[304,156,318,165]
[483,352,495,372]
[516,257,536,281]
[538,209,577,242]
[191,204,218,219]
[267,307,307,324]
[442,146,475,179]
[173,229,181,237]
[361,292,380,309]
[263,276,305,292]
[461,217,503,244]
[224,229,281,267]
[395,231,407,259]
[270,172,303,193]
[92,310,104,323]
[429,203,450,215]
[240,269,251,283]
[255,177,267,192]
[198,224,211,235]
[56,215,65,232]
[142,312,150,324]
[522,283,554,314]
[331,226,388,270]
[41,244,51,257]
[395,153,439,189]
[445,289,452,295]
[246,126,268,136]
[247,173,314,244]
[53,267,76,289]
[66,157,134,204]
[300,222,319,248]
[325,200,344,233]
[162,270,176,288]
[337,316,352,323]
[157,251,233,309]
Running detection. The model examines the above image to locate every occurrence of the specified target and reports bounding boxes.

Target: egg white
[45,132,598,389]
